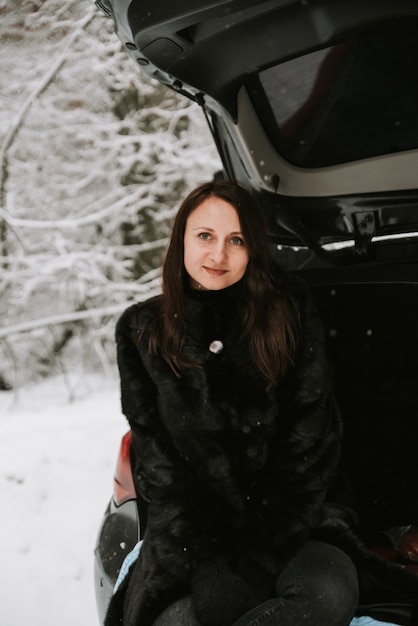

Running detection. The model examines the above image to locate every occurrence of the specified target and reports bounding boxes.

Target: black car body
[94,2,418,624]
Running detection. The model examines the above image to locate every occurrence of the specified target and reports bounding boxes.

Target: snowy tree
[0,0,221,394]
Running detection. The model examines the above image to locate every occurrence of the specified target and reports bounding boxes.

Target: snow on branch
[0,6,97,198]
[0,189,152,229]
[0,291,161,340]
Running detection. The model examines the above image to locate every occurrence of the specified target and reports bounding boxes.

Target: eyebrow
[192,226,244,235]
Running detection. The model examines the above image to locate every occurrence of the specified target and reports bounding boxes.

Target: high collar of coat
[182,278,246,349]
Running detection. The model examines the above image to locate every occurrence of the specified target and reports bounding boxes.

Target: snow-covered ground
[0,375,126,626]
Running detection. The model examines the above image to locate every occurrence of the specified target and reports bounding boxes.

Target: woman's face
[183,196,249,290]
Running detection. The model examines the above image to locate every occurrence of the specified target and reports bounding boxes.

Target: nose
[209,242,227,264]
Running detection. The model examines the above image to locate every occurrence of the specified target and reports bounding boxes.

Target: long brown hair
[146,180,298,387]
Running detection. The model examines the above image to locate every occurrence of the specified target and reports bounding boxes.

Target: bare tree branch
[0,6,97,259]
[0,7,97,196]
[0,296,161,339]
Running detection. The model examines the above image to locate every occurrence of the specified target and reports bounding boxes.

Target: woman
[105,180,359,626]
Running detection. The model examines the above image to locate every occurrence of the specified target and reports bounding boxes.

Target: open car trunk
[95,1,418,622]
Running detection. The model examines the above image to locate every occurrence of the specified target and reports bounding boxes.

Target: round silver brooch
[209,340,224,354]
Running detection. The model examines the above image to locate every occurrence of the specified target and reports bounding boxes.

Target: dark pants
[152,541,359,626]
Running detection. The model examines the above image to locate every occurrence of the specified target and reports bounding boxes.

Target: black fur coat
[105,275,418,626]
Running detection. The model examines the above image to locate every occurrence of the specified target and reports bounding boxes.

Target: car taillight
[113,430,137,506]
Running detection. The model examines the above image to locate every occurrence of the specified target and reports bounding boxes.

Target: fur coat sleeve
[104,278,348,626]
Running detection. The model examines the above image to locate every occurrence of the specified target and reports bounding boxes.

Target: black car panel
[98,1,418,118]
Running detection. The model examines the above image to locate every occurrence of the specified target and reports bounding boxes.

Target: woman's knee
[277,541,359,621]
[152,595,200,626]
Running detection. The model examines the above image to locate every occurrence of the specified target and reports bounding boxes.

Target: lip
[203,266,228,276]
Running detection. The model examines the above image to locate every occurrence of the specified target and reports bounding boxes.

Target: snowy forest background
[1,0,221,397]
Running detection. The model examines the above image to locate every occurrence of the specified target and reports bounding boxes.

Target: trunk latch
[353,211,377,257]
